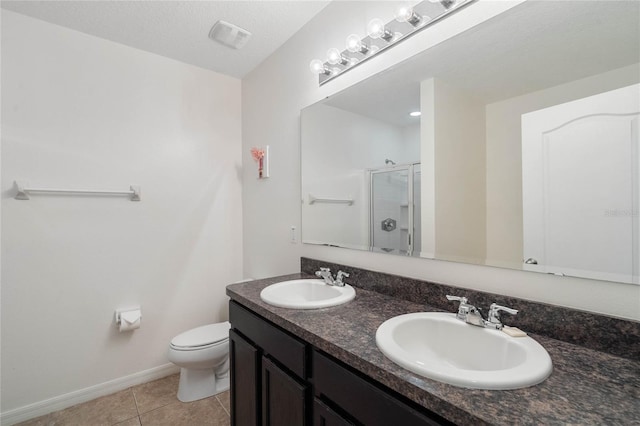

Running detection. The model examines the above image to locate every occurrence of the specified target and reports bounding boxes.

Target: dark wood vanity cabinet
[229,329,261,425]
[229,301,308,426]
[229,300,450,426]
[262,356,307,425]
[312,351,448,426]
[313,398,353,426]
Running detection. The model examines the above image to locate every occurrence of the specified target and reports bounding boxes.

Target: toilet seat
[170,322,230,350]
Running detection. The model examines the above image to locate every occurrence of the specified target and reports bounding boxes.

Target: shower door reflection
[370,164,421,256]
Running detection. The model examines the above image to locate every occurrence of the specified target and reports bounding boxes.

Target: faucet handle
[335,270,350,286]
[315,267,338,285]
[315,267,331,277]
[446,295,468,304]
[446,295,471,320]
[488,303,518,325]
[336,270,349,280]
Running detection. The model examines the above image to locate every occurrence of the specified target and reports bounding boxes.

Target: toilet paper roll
[118,309,141,332]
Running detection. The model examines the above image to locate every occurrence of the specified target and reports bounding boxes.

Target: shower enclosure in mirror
[300,0,640,285]
[369,164,421,256]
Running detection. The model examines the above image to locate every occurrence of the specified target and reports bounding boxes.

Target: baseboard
[0,363,180,425]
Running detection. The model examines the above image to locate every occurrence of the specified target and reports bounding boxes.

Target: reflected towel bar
[308,194,353,206]
[14,181,141,201]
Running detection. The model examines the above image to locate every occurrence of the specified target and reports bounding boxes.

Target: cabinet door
[230,329,260,426]
[313,398,353,426]
[262,356,308,426]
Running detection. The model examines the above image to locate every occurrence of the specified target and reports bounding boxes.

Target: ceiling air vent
[208,20,252,50]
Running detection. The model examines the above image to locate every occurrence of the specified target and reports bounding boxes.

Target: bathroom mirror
[301,0,640,284]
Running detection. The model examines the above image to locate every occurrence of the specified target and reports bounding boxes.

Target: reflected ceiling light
[409,111,422,117]
[309,0,474,86]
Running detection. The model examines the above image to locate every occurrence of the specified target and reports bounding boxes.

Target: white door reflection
[522,84,640,283]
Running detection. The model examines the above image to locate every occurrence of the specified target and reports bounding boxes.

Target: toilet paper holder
[115,307,142,331]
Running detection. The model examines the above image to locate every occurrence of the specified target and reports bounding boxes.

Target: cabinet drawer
[313,351,449,426]
[230,301,307,378]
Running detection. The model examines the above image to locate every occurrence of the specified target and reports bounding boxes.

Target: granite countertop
[226,274,640,426]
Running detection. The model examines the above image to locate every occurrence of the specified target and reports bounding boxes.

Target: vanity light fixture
[309,0,475,86]
[327,48,349,66]
[367,18,396,42]
[310,59,331,76]
[394,6,423,27]
[346,34,369,54]
[440,0,458,9]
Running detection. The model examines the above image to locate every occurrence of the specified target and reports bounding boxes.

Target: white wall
[421,77,486,263]
[400,123,421,163]
[1,10,242,416]
[242,0,640,321]
[301,104,419,248]
[421,79,437,257]
[432,78,486,263]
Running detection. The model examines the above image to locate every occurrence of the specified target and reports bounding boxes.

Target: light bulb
[309,59,329,75]
[394,6,410,22]
[346,34,368,54]
[368,18,395,42]
[326,48,348,66]
[395,5,421,26]
[345,34,360,52]
[409,111,421,117]
[367,18,386,39]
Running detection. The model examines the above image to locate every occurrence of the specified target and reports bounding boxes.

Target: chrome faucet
[446,295,484,326]
[335,270,350,287]
[314,268,349,287]
[315,267,334,285]
[486,303,519,329]
[446,295,518,330]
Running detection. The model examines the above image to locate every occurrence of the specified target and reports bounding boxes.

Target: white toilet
[167,321,231,402]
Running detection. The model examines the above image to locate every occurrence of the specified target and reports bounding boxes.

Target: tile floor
[17,374,230,426]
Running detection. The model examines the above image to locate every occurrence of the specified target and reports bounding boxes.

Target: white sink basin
[376,312,552,390]
[260,279,356,309]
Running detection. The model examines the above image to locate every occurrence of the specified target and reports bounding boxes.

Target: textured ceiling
[1,0,330,78]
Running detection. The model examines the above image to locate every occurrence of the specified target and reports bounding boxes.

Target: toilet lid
[171,322,230,349]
